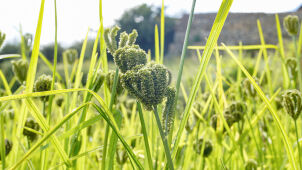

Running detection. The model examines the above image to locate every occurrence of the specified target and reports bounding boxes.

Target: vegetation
[0,0,302,169]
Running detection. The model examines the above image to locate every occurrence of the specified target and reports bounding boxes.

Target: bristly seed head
[63,49,78,64]
[282,89,302,120]
[193,138,213,157]
[23,118,40,141]
[242,77,259,98]
[286,57,297,78]
[92,69,106,93]
[244,159,258,170]
[33,74,53,101]
[0,139,13,161]
[283,15,299,36]
[11,59,29,84]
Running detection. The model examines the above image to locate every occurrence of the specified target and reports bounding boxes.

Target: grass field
[1,0,302,169]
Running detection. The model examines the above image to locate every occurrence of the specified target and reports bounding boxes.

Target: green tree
[40,43,64,62]
[116,4,175,56]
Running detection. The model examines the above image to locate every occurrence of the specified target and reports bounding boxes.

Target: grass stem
[153,106,174,170]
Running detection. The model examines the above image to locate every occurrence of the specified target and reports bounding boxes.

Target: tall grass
[1,0,302,169]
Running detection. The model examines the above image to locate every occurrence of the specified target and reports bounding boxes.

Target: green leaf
[0,54,21,60]
[171,0,233,161]
[223,43,297,170]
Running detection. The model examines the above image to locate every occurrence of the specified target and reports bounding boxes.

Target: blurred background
[0,0,302,85]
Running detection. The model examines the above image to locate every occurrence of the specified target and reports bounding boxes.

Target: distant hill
[168,7,302,56]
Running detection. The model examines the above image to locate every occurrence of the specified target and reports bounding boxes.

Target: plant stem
[0,113,5,170]
[102,68,119,170]
[293,36,302,91]
[137,102,153,170]
[294,120,302,169]
[153,106,174,170]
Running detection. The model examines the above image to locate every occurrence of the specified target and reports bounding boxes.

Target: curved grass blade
[223,43,297,170]
[0,54,20,60]
[171,0,233,161]
[8,103,90,170]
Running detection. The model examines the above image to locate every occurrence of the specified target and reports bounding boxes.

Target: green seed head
[104,26,147,73]
[0,31,6,48]
[92,69,106,93]
[283,15,300,36]
[224,101,247,123]
[118,32,129,48]
[162,87,176,135]
[121,62,171,110]
[0,139,13,160]
[105,70,123,95]
[63,49,78,64]
[116,148,128,165]
[286,57,297,78]
[244,159,258,170]
[242,78,259,97]
[104,26,121,54]
[56,96,64,107]
[5,139,12,156]
[282,89,302,120]
[11,59,29,83]
[24,33,33,50]
[193,138,213,157]
[33,74,53,101]
[23,118,40,141]
[127,29,138,46]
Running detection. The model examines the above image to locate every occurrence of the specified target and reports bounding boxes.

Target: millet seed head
[33,74,53,101]
[92,69,106,93]
[286,57,297,78]
[283,15,300,36]
[282,89,302,120]
[23,118,40,141]
[244,159,258,170]
[0,139,13,161]
[193,138,213,157]
[63,49,78,64]
[11,59,29,84]
[105,70,123,95]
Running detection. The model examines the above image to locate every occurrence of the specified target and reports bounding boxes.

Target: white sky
[0,0,301,46]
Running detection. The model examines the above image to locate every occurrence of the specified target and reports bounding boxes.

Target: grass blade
[223,43,297,170]
[171,0,233,161]
[160,0,165,64]
[275,14,290,89]
[0,54,20,60]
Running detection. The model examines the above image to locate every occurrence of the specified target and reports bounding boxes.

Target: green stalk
[137,102,153,170]
[223,43,297,170]
[293,36,302,91]
[0,113,5,170]
[41,101,47,170]
[294,120,302,169]
[169,0,196,147]
[102,68,119,170]
[43,0,57,169]
[153,106,174,170]
[171,0,233,162]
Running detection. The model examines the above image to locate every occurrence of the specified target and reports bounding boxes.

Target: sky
[0,0,301,47]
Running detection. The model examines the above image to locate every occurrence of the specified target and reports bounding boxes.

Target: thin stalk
[137,102,153,170]
[41,101,47,170]
[102,68,119,170]
[169,0,196,148]
[294,120,302,169]
[153,106,174,170]
[293,36,302,91]
[0,113,5,170]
